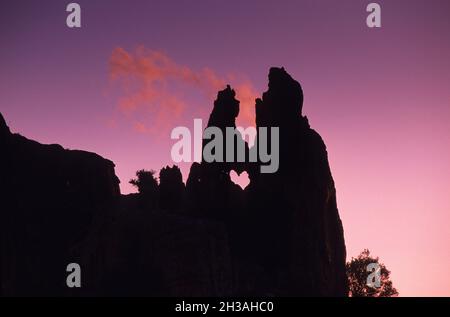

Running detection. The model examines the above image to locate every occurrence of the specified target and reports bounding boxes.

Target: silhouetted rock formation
[248,67,346,295]
[186,85,247,219]
[186,67,346,296]
[0,67,346,297]
[0,117,120,295]
[74,208,233,296]
[159,165,185,211]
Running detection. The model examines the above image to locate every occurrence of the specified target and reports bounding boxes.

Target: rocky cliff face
[248,68,347,295]
[185,67,347,296]
[0,112,234,296]
[0,67,346,296]
[0,114,120,295]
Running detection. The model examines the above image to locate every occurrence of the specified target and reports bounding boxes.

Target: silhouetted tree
[346,249,398,297]
[130,169,158,208]
[130,169,158,194]
[159,165,184,211]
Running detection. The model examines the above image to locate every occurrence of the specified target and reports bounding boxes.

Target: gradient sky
[1,0,450,296]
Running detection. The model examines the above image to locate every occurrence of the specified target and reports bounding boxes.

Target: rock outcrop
[0,116,120,295]
[0,67,347,296]
[248,67,346,295]
[185,67,347,296]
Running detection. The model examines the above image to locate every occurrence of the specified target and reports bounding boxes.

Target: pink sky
[1,0,450,296]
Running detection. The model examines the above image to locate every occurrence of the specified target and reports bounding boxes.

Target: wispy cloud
[109,46,257,133]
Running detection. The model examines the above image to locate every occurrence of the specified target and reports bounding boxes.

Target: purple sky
[1,0,450,296]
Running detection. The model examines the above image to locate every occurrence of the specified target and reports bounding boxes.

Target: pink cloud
[109,47,257,133]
